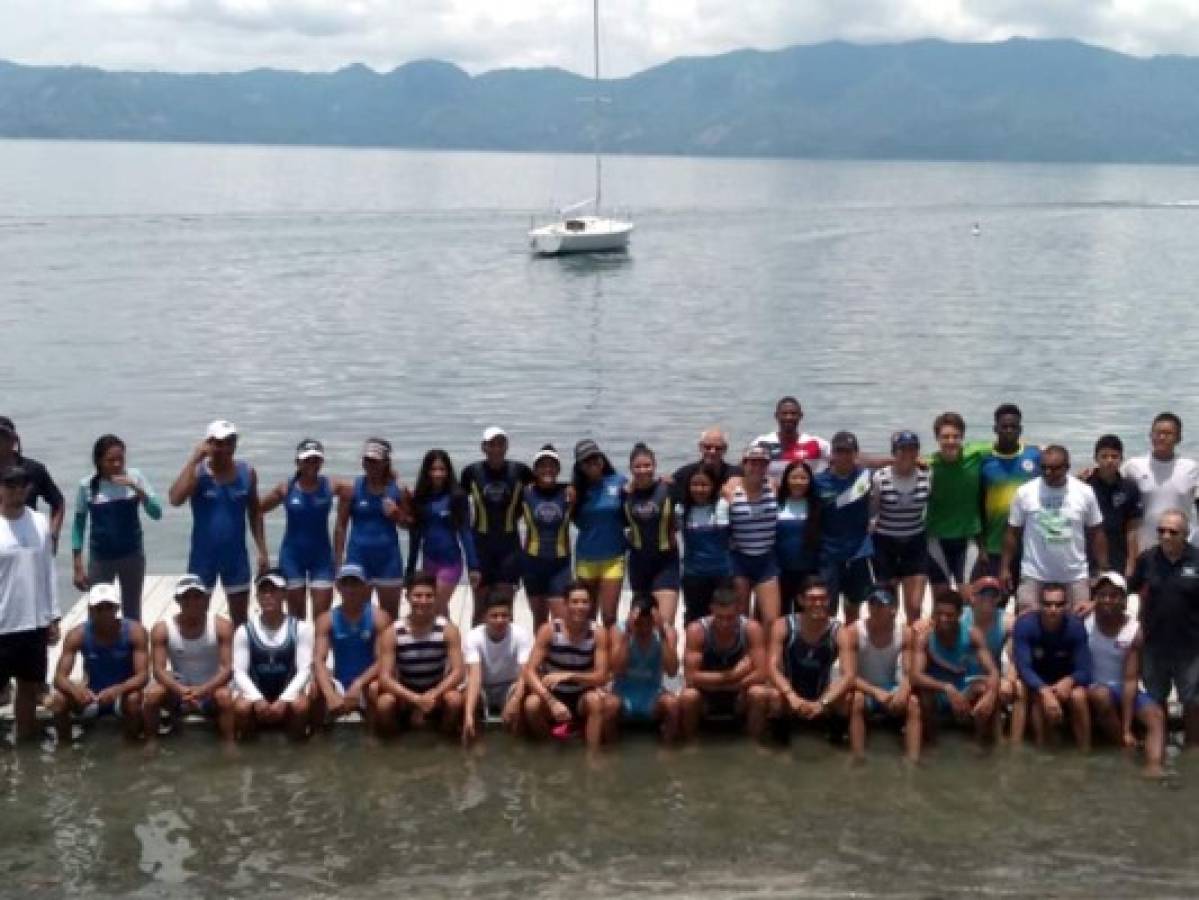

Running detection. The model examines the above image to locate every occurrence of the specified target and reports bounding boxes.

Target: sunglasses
[700,443,727,452]
[1158,527,1183,536]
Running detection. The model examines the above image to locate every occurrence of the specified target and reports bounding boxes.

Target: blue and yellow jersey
[624,481,676,555]
[521,483,572,560]
[980,444,1041,553]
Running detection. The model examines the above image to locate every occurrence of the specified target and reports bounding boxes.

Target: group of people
[1,402,1197,774]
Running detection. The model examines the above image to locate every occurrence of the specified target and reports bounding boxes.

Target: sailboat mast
[593,0,602,214]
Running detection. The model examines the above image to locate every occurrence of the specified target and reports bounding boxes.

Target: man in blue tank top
[312,563,390,733]
[610,593,681,742]
[49,583,149,742]
[912,589,999,745]
[168,420,269,626]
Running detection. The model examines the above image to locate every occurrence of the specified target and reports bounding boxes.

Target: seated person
[963,575,1017,740]
[609,592,681,742]
[1011,582,1092,750]
[679,581,771,741]
[376,572,465,737]
[49,582,149,742]
[231,569,314,740]
[912,589,999,743]
[848,585,921,762]
[462,584,533,743]
[765,575,856,743]
[142,574,235,745]
[523,581,616,748]
[1086,572,1165,777]
[311,563,390,732]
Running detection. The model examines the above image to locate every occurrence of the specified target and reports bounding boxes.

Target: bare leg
[753,578,781,633]
[657,693,680,743]
[49,691,73,744]
[523,694,552,740]
[1088,685,1122,743]
[285,587,308,620]
[310,587,334,620]
[375,585,402,620]
[234,698,255,741]
[441,690,464,736]
[527,595,549,630]
[849,690,867,760]
[434,580,456,619]
[745,686,771,742]
[843,601,861,626]
[213,688,235,743]
[286,696,310,741]
[901,574,927,624]
[226,591,250,628]
[679,688,702,741]
[732,577,753,617]
[1029,695,1046,748]
[654,588,679,629]
[1009,681,1028,746]
[122,690,144,741]
[918,690,939,746]
[582,692,605,749]
[1140,703,1166,777]
[595,578,623,627]
[142,684,168,745]
[1069,687,1092,752]
[373,691,397,738]
[904,695,923,763]
[14,679,42,743]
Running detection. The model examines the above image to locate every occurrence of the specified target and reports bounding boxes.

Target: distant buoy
[971,222,981,237]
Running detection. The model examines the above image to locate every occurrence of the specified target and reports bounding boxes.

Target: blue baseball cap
[891,430,920,451]
[865,585,898,607]
[336,563,367,582]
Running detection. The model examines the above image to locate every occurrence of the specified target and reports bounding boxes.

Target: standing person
[571,440,628,626]
[1122,412,1199,551]
[775,461,820,617]
[1085,435,1143,579]
[231,570,313,741]
[0,416,65,553]
[519,445,573,627]
[912,590,999,745]
[979,403,1041,585]
[141,575,235,745]
[1011,583,1093,750]
[376,572,465,738]
[624,444,681,626]
[871,430,931,623]
[754,396,830,483]
[1128,508,1199,750]
[722,444,782,629]
[676,466,732,625]
[462,586,533,743]
[0,464,60,742]
[334,438,406,619]
[49,583,149,743]
[848,586,921,762]
[168,420,269,627]
[813,431,874,624]
[1001,445,1107,614]
[1086,572,1166,777]
[310,564,389,732]
[71,434,161,621]
[678,584,772,741]
[522,582,617,748]
[406,449,480,617]
[609,593,681,742]
[925,412,988,590]
[259,438,338,620]
[461,427,533,621]
[764,576,856,745]
[669,427,743,503]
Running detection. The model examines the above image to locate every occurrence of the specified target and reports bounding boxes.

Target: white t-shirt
[0,508,59,634]
[1122,454,1199,550]
[1009,476,1103,582]
[464,623,533,687]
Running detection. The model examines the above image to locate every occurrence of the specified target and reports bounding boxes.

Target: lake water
[3,139,1199,896]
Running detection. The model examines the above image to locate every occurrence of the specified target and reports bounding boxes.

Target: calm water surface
[3,140,1199,896]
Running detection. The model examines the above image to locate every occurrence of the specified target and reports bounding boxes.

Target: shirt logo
[1021,460,1036,473]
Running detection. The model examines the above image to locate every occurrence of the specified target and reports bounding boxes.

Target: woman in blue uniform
[520,446,574,627]
[571,439,628,626]
[334,438,407,618]
[405,449,480,616]
[261,438,341,620]
[624,443,681,626]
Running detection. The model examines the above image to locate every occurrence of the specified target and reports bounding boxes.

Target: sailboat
[529,0,634,256]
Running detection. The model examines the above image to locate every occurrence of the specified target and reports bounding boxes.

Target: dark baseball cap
[865,585,898,607]
[831,431,859,452]
[574,438,603,463]
[891,430,920,451]
[0,417,14,438]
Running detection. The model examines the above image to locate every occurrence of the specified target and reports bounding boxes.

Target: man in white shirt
[0,464,60,742]
[231,570,313,740]
[1002,445,1107,614]
[461,586,532,742]
[754,396,831,483]
[1122,412,1199,550]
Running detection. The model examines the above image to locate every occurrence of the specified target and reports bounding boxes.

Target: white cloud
[3,0,1199,76]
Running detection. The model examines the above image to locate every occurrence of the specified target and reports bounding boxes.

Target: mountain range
[2,38,1199,163]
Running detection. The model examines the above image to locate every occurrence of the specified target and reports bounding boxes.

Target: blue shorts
[278,541,335,590]
[730,550,779,585]
[619,688,661,722]
[864,685,900,717]
[821,556,874,615]
[189,544,251,595]
[1099,682,1157,715]
[522,555,572,598]
[628,552,681,592]
[345,542,404,587]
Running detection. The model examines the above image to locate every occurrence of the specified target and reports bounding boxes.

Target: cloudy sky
[4,0,1199,76]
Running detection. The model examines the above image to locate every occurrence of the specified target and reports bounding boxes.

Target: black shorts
[926,536,971,586]
[681,574,724,624]
[820,557,874,614]
[551,689,585,720]
[0,628,48,684]
[872,533,928,580]
[476,536,522,587]
[628,551,681,592]
[522,556,572,598]
[779,568,818,616]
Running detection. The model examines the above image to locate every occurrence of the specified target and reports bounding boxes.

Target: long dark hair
[90,434,126,499]
[571,452,616,508]
[778,459,820,554]
[413,448,468,528]
[681,464,722,519]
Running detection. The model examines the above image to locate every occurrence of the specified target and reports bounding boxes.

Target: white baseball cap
[206,420,237,441]
[482,427,508,443]
[87,582,121,609]
[173,574,209,598]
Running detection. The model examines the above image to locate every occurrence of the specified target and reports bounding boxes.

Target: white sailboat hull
[528,216,634,255]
